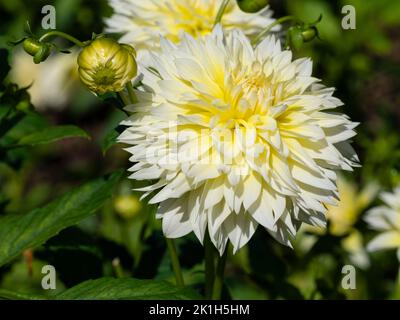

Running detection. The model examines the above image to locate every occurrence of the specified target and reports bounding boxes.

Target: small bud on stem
[22,38,51,64]
[236,0,269,13]
[287,15,322,50]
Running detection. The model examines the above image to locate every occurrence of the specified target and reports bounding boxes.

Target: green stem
[392,265,400,299]
[204,233,216,299]
[211,245,228,300]
[112,258,124,278]
[252,16,296,46]
[126,82,138,104]
[39,31,86,47]
[166,238,185,287]
[118,91,130,106]
[116,92,130,116]
[213,0,231,27]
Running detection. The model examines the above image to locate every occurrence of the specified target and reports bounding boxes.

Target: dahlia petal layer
[119,27,358,254]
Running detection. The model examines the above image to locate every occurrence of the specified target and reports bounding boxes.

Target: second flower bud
[77,37,137,95]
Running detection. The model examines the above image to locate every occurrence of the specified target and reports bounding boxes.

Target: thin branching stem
[39,30,86,47]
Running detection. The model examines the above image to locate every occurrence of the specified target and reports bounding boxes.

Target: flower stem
[204,233,216,299]
[252,16,296,46]
[127,82,138,103]
[39,31,86,47]
[118,91,130,106]
[166,238,185,287]
[213,0,231,27]
[392,265,400,299]
[112,258,124,278]
[211,245,228,300]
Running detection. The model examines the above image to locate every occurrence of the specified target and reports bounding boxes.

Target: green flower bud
[287,27,304,51]
[22,38,51,64]
[22,38,41,56]
[287,26,319,50]
[301,27,318,42]
[77,37,137,95]
[16,100,32,112]
[236,0,269,13]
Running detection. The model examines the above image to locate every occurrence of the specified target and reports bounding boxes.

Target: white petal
[224,212,258,253]
[367,231,400,252]
[159,199,192,238]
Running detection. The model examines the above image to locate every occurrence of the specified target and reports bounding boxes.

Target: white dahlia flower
[119,27,359,254]
[105,0,277,50]
[365,187,400,261]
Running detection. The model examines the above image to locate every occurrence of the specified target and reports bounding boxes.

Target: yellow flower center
[138,0,235,42]
[205,60,279,135]
[235,62,268,94]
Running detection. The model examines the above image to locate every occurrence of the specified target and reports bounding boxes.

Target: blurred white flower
[365,187,400,261]
[119,27,358,254]
[326,176,378,236]
[10,50,80,110]
[105,0,277,51]
[296,176,377,268]
[342,230,370,269]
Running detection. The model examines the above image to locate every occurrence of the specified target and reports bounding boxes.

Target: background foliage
[0,0,400,299]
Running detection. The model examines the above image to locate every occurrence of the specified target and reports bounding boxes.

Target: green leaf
[0,170,123,267]
[0,277,202,300]
[17,125,90,146]
[0,111,25,141]
[0,289,44,300]
[24,21,33,35]
[56,277,202,300]
[4,111,49,141]
[101,128,119,154]
[99,110,126,154]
